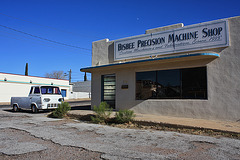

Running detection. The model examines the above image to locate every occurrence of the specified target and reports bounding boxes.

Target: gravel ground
[0,108,239,160]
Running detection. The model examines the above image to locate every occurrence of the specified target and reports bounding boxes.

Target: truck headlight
[58,98,64,102]
[43,98,50,102]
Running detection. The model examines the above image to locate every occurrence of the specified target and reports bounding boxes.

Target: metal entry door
[102,74,116,109]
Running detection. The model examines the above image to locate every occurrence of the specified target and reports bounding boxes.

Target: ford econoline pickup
[11,86,64,113]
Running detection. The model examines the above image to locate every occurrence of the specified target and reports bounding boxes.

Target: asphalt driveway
[0,108,239,160]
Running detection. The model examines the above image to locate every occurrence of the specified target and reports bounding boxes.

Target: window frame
[29,87,33,95]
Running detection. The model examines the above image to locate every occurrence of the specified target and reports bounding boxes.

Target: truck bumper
[41,103,60,110]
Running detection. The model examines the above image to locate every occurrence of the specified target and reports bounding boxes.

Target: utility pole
[64,69,72,84]
[84,72,87,81]
[69,69,72,84]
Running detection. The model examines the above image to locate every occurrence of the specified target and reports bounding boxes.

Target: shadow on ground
[70,105,91,110]
[2,104,91,115]
[3,108,52,114]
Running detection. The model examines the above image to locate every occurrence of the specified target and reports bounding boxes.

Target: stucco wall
[92,39,114,66]
[90,16,240,121]
[91,72,102,109]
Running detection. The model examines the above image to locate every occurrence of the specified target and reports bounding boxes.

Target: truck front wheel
[13,105,19,112]
[32,105,39,113]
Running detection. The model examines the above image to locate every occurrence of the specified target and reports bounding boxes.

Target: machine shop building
[81,16,240,121]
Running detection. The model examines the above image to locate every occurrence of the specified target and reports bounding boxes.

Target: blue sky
[0,0,239,82]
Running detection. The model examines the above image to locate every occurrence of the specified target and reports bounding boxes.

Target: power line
[0,12,102,40]
[0,24,91,51]
[0,31,91,56]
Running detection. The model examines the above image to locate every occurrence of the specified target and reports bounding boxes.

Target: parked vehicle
[11,85,64,113]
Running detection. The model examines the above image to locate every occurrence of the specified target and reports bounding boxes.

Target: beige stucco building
[81,16,240,121]
[0,72,71,103]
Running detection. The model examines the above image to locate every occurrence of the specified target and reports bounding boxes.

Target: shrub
[52,102,71,118]
[115,109,136,124]
[91,102,112,124]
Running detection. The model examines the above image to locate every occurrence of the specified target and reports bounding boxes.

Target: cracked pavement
[0,108,239,160]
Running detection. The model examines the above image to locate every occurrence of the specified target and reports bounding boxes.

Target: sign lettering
[114,20,229,61]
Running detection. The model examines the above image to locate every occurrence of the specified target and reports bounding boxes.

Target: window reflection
[156,69,180,98]
[136,67,207,100]
[182,67,207,99]
[136,71,156,100]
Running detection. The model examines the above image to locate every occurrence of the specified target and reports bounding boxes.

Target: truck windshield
[41,86,61,95]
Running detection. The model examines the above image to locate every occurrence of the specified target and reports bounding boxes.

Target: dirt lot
[67,113,240,139]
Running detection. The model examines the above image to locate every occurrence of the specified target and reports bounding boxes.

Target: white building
[69,81,91,99]
[81,16,240,121]
[0,72,71,103]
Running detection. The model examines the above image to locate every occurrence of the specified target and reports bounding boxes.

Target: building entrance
[102,74,116,109]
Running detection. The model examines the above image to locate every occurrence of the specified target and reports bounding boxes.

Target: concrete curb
[134,120,240,136]
[0,105,11,108]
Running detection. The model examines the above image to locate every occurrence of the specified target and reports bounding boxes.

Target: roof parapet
[145,23,184,34]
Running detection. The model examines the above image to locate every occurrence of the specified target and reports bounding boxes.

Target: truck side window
[29,87,33,94]
[34,87,40,94]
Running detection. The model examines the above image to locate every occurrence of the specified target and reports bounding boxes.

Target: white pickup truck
[11,85,64,113]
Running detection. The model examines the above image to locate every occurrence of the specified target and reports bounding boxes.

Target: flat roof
[0,72,69,81]
[81,53,219,73]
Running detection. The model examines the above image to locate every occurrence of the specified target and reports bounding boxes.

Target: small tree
[51,102,71,118]
[45,70,66,79]
[115,109,136,124]
[91,102,112,124]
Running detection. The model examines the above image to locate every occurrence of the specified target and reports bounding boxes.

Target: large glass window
[136,71,156,100]
[136,67,207,100]
[181,67,207,99]
[157,69,181,98]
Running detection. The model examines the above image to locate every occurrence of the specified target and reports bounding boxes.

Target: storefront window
[181,67,207,99]
[157,69,181,98]
[136,71,156,100]
[136,67,207,100]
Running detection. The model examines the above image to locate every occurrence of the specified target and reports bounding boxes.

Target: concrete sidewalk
[68,110,240,133]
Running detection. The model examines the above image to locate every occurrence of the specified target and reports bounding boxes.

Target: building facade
[70,81,91,99]
[0,72,71,103]
[81,16,240,121]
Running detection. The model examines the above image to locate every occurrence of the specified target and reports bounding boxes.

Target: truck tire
[32,105,39,113]
[13,105,19,112]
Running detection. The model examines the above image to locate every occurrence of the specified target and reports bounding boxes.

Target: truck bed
[11,97,31,109]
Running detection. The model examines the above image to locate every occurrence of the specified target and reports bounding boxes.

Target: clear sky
[0,0,239,82]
